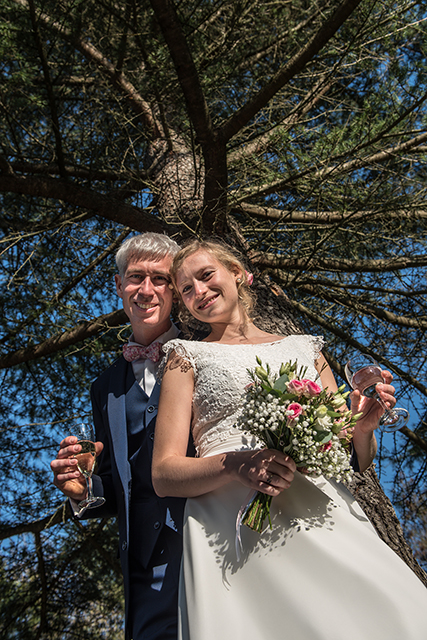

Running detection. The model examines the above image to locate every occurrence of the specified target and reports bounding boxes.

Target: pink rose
[320,442,332,452]
[287,379,306,395]
[287,402,303,420]
[301,379,322,397]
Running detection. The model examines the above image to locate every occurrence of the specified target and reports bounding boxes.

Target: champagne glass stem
[373,392,395,423]
[86,476,95,502]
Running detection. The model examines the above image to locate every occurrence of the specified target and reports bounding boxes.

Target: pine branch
[289,281,427,330]
[27,0,66,178]
[0,309,128,369]
[316,131,427,180]
[228,74,334,164]
[248,131,427,199]
[253,252,427,274]
[149,0,214,145]
[286,296,427,398]
[6,159,145,183]
[233,202,427,224]
[219,0,363,143]
[12,0,161,138]
[0,503,71,540]
[280,275,427,301]
[34,531,48,639]
[0,173,167,232]
[0,229,131,347]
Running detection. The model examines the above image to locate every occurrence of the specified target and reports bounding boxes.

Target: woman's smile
[197,294,219,310]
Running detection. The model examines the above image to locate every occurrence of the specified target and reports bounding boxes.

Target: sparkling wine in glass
[344,354,409,433]
[71,422,105,510]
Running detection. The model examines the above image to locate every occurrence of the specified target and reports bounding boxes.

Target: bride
[152,239,426,640]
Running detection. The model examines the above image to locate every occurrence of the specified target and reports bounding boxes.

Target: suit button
[154,521,161,530]
[149,433,155,441]
[147,405,155,413]
[122,541,128,551]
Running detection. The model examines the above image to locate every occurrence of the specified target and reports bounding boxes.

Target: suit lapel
[107,358,133,495]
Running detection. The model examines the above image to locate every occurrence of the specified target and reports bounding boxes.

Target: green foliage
[0,520,124,639]
[0,0,426,632]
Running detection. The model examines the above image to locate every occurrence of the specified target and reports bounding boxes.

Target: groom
[51,232,189,640]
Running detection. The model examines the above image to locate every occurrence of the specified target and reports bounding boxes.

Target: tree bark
[346,467,427,586]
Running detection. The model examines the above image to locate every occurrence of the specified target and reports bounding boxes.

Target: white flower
[314,414,332,430]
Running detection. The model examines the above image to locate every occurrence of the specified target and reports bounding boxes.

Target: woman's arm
[152,352,296,499]
[349,370,397,471]
[315,353,396,472]
[315,353,377,471]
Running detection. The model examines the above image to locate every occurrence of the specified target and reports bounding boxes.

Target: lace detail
[161,335,324,457]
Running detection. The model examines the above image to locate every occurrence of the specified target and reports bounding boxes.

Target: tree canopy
[1,0,426,635]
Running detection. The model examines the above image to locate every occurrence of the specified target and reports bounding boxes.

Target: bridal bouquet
[236,358,360,533]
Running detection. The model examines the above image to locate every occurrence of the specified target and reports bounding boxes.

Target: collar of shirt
[128,323,180,395]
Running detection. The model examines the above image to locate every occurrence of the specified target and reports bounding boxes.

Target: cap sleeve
[158,338,197,381]
[308,335,324,360]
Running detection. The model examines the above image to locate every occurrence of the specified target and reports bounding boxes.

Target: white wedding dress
[162,335,426,640]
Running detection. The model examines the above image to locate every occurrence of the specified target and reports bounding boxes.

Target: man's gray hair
[115,232,181,276]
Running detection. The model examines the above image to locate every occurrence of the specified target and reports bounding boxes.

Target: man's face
[115,255,174,344]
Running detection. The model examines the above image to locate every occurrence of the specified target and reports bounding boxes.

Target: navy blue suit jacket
[88,355,186,633]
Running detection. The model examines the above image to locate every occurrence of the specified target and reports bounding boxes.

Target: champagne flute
[344,353,409,432]
[70,422,105,510]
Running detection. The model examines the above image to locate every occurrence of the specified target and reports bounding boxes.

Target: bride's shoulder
[162,337,210,359]
[289,333,325,355]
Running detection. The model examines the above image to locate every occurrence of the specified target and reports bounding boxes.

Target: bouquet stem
[242,492,272,533]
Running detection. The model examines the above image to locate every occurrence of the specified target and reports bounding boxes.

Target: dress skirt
[178,444,427,640]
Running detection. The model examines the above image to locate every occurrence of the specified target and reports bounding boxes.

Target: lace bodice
[162,335,324,458]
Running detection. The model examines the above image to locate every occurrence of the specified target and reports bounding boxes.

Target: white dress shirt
[128,322,180,396]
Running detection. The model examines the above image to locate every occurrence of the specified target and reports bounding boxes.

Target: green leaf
[260,382,275,394]
[313,431,333,443]
[327,410,344,418]
[278,392,296,402]
[273,373,289,392]
[265,430,277,449]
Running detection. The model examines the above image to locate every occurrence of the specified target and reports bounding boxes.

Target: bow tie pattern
[122,341,163,363]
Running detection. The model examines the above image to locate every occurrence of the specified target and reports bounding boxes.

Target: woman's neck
[204,321,278,344]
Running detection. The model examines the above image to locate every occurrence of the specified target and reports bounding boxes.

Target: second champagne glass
[344,353,409,433]
[70,422,105,510]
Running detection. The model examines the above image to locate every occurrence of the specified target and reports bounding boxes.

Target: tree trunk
[346,467,427,586]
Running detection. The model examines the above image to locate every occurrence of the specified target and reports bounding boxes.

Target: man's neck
[131,320,173,346]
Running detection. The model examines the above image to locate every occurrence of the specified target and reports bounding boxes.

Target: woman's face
[175,250,242,325]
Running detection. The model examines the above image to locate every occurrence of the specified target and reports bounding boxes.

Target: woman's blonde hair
[171,240,255,330]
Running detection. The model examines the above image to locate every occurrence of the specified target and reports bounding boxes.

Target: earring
[236,277,242,283]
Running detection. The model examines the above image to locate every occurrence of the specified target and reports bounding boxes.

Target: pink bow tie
[122,342,163,363]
